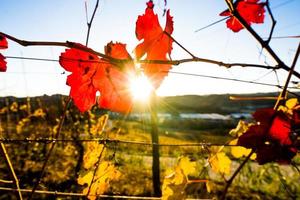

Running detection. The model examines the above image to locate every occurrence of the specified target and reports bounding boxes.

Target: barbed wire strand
[0,187,162,199]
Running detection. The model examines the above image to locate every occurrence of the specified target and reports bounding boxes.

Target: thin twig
[86,144,106,197]
[274,42,300,109]
[0,143,23,200]
[194,17,229,33]
[0,179,13,184]
[164,31,196,58]
[28,97,71,200]
[224,0,300,79]
[85,0,100,46]
[265,0,277,44]
[220,150,254,200]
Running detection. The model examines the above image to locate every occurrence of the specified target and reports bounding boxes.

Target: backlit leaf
[0,54,7,72]
[78,161,121,200]
[178,156,196,176]
[162,156,195,200]
[0,36,8,49]
[135,0,174,88]
[220,0,266,32]
[59,42,135,113]
[229,120,251,137]
[209,152,231,175]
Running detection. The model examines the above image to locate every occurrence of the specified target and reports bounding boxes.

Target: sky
[0,0,299,97]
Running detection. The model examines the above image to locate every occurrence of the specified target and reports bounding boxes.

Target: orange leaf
[0,54,7,72]
[59,42,134,113]
[0,36,8,72]
[135,0,174,88]
[0,36,8,49]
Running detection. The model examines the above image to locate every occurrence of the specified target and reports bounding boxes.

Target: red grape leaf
[135,0,174,89]
[59,42,134,113]
[93,42,135,113]
[220,0,266,32]
[0,36,8,72]
[60,43,99,112]
[268,112,292,145]
[237,108,297,164]
[256,145,297,165]
[0,36,8,49]
[0,54,7,72]
[238,108,274,148]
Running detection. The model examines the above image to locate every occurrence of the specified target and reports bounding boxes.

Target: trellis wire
[0,138,240,147]
[0,187,161,199]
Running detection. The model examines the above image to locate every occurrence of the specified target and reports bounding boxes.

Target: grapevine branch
[4,55,300,90]
[85,0,100,46]
[28,97,71,199]
[274,42,300,109]
[1,32,294,73]
[265,0,277,44]
[224,0,298,78]
[220,150,255,200]
[220,1,299,198]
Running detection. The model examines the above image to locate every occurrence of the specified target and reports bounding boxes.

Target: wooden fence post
[150,91,161,197]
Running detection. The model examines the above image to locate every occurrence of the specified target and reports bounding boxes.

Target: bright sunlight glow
[130,74,153,102]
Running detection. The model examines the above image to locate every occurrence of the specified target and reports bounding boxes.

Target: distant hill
[0,92,292,114]
[156,93,282,114]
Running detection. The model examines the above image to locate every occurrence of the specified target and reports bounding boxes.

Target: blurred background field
[0,94,299,199]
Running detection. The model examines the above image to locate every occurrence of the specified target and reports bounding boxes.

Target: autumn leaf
[0,36,8,49]
[78,161,121,200]
[0,54,7,72]
[220,0,266,32]
[83,143,105,169]
[208,152,231,175]
[230,139,256,160]
[135,0,174,89]
[162,157,195,200]
[93,42,135,113]
[59,42,135,113]
[237,105,298,164]
[178,156,196,176]
[0,36,8,72]
[229,120,252,137]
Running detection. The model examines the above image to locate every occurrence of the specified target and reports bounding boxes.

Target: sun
[129,74,153,102]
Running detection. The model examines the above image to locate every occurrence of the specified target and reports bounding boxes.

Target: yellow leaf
[178,157,196,176]
[286,98,298,109]
[19,104,28,111]
[162,157,194,200]
[10,102,18,112]
[229,120,250,137]
[230,139,256,160]
[90,114,108,136]
[78,161,120,200]
[206,180,214,193]
[32,108,46,118]
[83,143,105,169]
[209,152,231,175]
